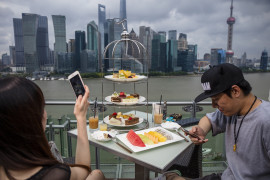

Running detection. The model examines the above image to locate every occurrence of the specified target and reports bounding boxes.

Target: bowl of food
[169,113,182,121]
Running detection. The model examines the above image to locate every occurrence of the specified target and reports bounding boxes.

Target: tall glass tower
[120,0,127,31]
[87,21,99,71]
[260,49,268,71]
[168,30,177,40]
[98,4,106,57]
[87,21,98,51]
[13,18,24,70]
[75,31,86,70]
[52,15,67,71]
[37,16,50,68]
[22,13,39,73]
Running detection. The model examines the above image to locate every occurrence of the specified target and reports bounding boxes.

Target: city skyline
[0,0,269,59]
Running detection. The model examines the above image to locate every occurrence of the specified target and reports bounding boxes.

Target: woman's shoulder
[28,163,71,180]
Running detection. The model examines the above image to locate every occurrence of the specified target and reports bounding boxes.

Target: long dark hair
[0,77,59,170]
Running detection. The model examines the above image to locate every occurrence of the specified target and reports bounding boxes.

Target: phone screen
[69,74,85,97]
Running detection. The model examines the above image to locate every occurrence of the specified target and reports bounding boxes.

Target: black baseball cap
[195,63,244,103]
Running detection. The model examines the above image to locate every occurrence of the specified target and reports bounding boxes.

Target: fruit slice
[126,129,145,147]
[144,132,158,144]
[148,131,167,142]
[138,134,154,145]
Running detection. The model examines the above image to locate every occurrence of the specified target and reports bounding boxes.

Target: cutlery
[108,134,133,154]
[175,130,189,142]
[179,126,205,141]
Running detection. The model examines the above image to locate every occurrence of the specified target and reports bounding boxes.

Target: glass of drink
[89,109,99,131]
[152,103,163,126]
[99,123,107,131]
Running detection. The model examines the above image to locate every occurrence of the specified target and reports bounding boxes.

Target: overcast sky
[0,0,269,59]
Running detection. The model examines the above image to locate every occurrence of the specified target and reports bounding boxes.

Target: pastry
[111,97,121,102]
[125,117,139,125]
[109,118,122,125]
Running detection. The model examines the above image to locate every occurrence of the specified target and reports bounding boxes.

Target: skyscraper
[168,30,177,40]
[37,16,50,68]
[226,0,236,63]
[210,48,222,66]
[139,26,154,67]
[52,15,67,71]
[87,21,98,51]
[260,49,268,70]
[98,4,106,57]
[13,18,24,70]
[158,31,166,42]
[178,33,188,51]
[87,21,99,71]
[22,13,39,73]
[120,0,127,31]
[75,31,86,70]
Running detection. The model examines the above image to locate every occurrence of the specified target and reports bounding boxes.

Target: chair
[168,144,202,178]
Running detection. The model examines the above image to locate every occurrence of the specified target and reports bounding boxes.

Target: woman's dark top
[27,164,70,180]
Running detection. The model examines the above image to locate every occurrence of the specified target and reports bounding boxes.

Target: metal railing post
[66,117,73,157]
[192,101,196,119]
[58,116,64,156]
[49,121,54,141]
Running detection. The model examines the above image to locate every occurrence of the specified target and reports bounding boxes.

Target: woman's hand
[188,125,208,145]
[74,85,89,121]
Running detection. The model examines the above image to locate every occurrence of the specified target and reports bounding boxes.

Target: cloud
[0,0,269,59]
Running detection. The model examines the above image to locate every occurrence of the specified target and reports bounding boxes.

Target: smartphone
[68,71,86,98]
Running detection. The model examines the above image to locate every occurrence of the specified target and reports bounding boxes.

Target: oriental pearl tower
[226,0,236,63]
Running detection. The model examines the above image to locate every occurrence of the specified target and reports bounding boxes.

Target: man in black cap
[178,63,270,180]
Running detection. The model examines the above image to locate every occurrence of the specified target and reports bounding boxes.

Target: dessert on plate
[108,112,140,126]
[113,70,137,79]
[111,91,139,103]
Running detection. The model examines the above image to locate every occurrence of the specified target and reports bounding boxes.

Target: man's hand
[188,125,208,145]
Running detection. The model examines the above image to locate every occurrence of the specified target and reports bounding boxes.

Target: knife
[109,134,133,154]
[176,131,189,142]
[115,141,133,154]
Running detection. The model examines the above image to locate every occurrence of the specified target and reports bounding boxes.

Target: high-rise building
[87,21,99,71]
[168,30,177,40]
[203,53,211,61]
[68,39,75,53]
[37,16,50,68]
[75,30,86,70]
[9,46,16,65]
[158,31,166,42]
[22,13,39,73]
[13,18,24,70]
[167,39,178,72]
[105,18,122,70]
[240,52,247,67]
[210,48,222,66]
[87,21,98,51]
[80,50,98,73]
[52,15,67,71]
[178,33,188,51]
[98,4,106,58]
[177,44,197,72]
[139,26,154,67]
[226,0,236,63]
[217,49,226,65]
[120,0,127,31]
[151,34,162,71]
[1,53,10,66]
[260,49,268,70]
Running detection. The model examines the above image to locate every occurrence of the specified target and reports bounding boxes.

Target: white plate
[104,75,147,82]
[104,115,144,127]
[105,95,146,106]
[91,131,117,142]
[161,121,181,130]
[116,127,184,152]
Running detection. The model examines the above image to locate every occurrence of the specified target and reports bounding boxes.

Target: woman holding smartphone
[0,77,104,180]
